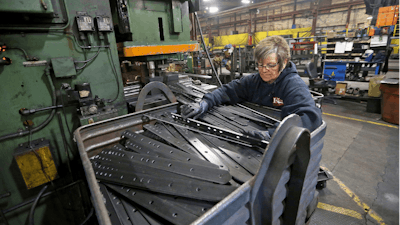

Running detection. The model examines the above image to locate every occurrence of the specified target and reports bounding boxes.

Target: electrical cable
[28,185,48,225]
[64,32,110,49]
[56,112,73,175]
[74,48,102,70]
[74,48,101,64]
[0,65,56,142]
[6,47,32,61]
[2,180,83,214]
[28,142,77,220]
[79,208,94,225]
[59,87,73,136]
[107,47,120,103]
[75,63,87,70]
[194,12,223,87]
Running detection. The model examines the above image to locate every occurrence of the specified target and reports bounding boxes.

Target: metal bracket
[135,82,177,112]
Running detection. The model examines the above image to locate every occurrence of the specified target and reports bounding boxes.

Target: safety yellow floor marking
[321,166,386,225]
[317,202,363,219]
[322,113,399,129]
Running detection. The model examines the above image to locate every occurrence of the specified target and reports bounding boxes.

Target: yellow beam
[123,43,199,57]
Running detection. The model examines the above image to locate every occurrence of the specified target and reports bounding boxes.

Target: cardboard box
[347,31,356,37]
[335,83,347,95]
[327,31,337,38]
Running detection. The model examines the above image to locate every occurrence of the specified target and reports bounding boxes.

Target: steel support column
[346,5,352,28]
[208,18,212,45]
[311,2,319,35]
[234,13,237,32]
[293,0,297,26]
[217,17,220,36]
[254,11,257,33]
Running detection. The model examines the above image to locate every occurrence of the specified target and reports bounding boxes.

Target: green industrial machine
[0,0,199,224]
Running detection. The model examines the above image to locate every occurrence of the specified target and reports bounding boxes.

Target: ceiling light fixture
[209,7,219,13]
[242,0,250,3]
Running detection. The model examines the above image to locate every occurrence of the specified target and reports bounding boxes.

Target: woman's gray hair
[254,36,291,72]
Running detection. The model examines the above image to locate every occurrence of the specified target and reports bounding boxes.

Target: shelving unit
[287,36,326,75]
[321,28,396,81]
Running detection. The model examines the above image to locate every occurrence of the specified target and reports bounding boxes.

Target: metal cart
[74,102,327,225]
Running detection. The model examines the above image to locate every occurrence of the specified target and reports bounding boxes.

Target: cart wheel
[316,180,326,190]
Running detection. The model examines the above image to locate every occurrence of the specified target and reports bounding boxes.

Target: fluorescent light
[367,16,373,19]
[242,0,250,3]
[209,7,218,13]
[203,0,210,2]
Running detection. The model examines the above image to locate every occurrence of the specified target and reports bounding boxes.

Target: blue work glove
[245,130,271,141]
[180,101,209,120]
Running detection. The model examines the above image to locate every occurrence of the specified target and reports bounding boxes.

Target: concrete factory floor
[308,99,399,225]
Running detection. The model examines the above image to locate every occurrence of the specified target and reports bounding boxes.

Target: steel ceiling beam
[201,0,364,30]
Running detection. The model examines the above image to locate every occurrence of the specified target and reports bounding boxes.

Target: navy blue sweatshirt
[203,62,322,133]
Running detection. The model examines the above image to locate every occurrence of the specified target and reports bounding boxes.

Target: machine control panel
[96,16,113,32]
[76,12,94,31]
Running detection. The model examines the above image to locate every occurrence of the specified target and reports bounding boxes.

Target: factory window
[158,17,165,41]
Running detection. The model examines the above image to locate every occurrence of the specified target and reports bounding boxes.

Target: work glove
[180,100,209,120]
[244,130,271,141]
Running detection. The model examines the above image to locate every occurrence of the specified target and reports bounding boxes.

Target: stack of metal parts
[89,102,283,224]
[163,81,327,224]
[124,84,142,98]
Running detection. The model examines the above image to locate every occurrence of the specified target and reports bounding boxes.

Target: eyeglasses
[256,62,279,70]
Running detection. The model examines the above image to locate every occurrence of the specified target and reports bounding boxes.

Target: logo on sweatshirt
[273,97,284,107]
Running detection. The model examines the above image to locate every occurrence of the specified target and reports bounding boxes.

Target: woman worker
[181,35,322,139]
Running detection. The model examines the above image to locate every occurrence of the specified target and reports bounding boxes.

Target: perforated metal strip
[120,198,151,225]
[93,160,236,202]
[98,183,124,225]
[121,131,218,169]
[106,184,199,225]
[144,113,263,148]
[100,148,231,184]
[143,123,205,159]
[201,135,262,175]
[108,189,134,225]
[155,194,214,217]
[177,129,253,183]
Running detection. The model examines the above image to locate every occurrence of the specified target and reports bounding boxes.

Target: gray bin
[74,102,326,225]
